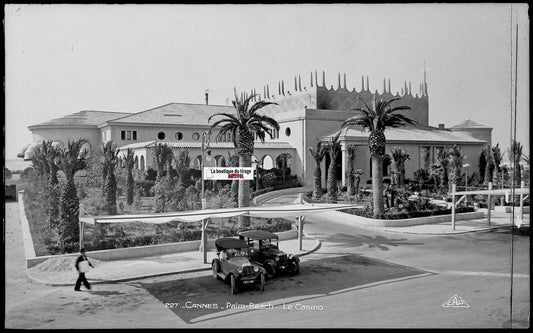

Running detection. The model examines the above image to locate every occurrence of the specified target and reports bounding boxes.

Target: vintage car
[212,237,266,294]
[238,230,300,278]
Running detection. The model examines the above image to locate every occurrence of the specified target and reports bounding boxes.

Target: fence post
[487,182,492,226]
[451,184,456,231]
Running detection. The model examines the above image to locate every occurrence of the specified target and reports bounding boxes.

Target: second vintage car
[212,237,267,294]
[238,230,300,278]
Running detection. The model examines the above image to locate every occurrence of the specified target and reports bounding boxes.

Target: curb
[370,225,517,235]
[25,237,322,287]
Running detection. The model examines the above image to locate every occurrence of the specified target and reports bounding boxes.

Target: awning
[79,203,359,225]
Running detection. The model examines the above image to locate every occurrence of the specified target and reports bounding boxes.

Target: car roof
[238,230,279,240]
[215,237,250,250]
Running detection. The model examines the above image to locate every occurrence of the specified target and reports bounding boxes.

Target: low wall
[305,210,485,228]
[253,186,312,205]
[26,228,297,268]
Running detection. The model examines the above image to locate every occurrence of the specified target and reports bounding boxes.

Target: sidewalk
[26,236,320,287]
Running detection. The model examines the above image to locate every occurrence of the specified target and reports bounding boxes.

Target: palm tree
[56,139,88,247]
[346,144,357,196]
[341,96,416,217]
[447,145,464,192]
[125,148,135,205]
[208,91,279,228]
[325,133,341,203]
[390,148,410,187]
[308,140,327,199]
[510,140,523,185]
[101,141,119,215]
[227,151,240,206]
[174,148,191,187]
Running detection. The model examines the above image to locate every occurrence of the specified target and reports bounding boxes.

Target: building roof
[29,110,132,128]
[451,119,492,129]
[333,126,486,144]
[118,140,295,151]
[108,103,235,126]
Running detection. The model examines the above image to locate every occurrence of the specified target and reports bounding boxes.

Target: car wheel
[265,261,276,279]
[289,260,300,275]
[259,273,265,292]
[212,261,220,279]
[230,275,237,295]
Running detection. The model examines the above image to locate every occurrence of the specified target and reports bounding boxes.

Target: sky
[4,3,530,161]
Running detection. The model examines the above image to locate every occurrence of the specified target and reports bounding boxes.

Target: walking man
[75,248,94,291]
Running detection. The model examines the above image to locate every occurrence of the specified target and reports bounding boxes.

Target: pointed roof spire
[366,76,369,91]
[337,72,341,90]
[361,75,365,91]
[409,81,412,95]
[282,80,285,96]
[278,81,281,96]
[294,76,298,92]
[322,71,326,87]
[267,84,270,98]
[388,78,391,94]
[298,75,302,91]
[315,70,318,87]
[310,71,314,87]
[383,78,386,94]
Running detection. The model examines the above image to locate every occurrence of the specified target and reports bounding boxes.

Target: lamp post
[200,130,210,263]
[462,163,470,206]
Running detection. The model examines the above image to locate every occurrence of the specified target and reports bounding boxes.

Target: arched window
[134,156,139,169]
[262,155,273,170]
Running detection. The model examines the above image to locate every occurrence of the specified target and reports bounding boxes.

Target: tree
[125,148,135,205]
[56,139,88,248]
[435,147,449,191]
[208,91,279,228]
[390,148,410,187]
[341,96,416,217]
[509,140,523,185]
[277,153,292,185]
[227,151,240,206]
[308,140,327,199]
[152,143,174,213]
[174,148,191,187]
[325,133,341,203]
[483,147,494,185]
[447,145,464,192]
[346,144,357,196]
[491,143,504,185]
[101,141,119,215]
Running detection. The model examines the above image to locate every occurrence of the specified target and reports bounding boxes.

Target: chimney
[438,123,445,129]
[205,89,209,105]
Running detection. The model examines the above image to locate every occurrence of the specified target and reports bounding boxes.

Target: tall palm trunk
[313,165,323,199]
[238,154,252,228]
[327,156,338,202]
[371,155,384,217]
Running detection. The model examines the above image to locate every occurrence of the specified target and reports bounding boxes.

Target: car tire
[259,273,265,292]
[212,261,220,279]
[230,274,237,295]
[289,260,300,275]
[265,261,276,279]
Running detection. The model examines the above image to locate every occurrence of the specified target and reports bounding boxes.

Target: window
[121,130,126,140]
[175,132,183,141]
[158,132,166,140]
[133,131,137,140]
[127,130,132,140]
[192,132,200,140]
[285,127,291,137]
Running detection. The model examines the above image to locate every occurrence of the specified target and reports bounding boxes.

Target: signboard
[203,167,254,180]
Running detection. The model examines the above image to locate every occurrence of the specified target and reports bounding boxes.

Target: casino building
[23,70,492,187]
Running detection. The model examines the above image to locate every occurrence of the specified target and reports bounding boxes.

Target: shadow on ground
[313,232,424,251]
[137,254,430,324]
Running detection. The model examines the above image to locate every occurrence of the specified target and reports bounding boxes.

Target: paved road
[4,200,530,328]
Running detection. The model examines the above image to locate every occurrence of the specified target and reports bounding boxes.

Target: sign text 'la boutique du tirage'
[203,167,255,180]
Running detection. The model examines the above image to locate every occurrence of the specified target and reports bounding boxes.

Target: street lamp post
[200,130,210,263]
[463,163,470,206]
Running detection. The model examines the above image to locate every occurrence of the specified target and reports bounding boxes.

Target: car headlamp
[288,254,294,259]
[275,257,279,262]
[253,267,259,272]
[237,268,243,273]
